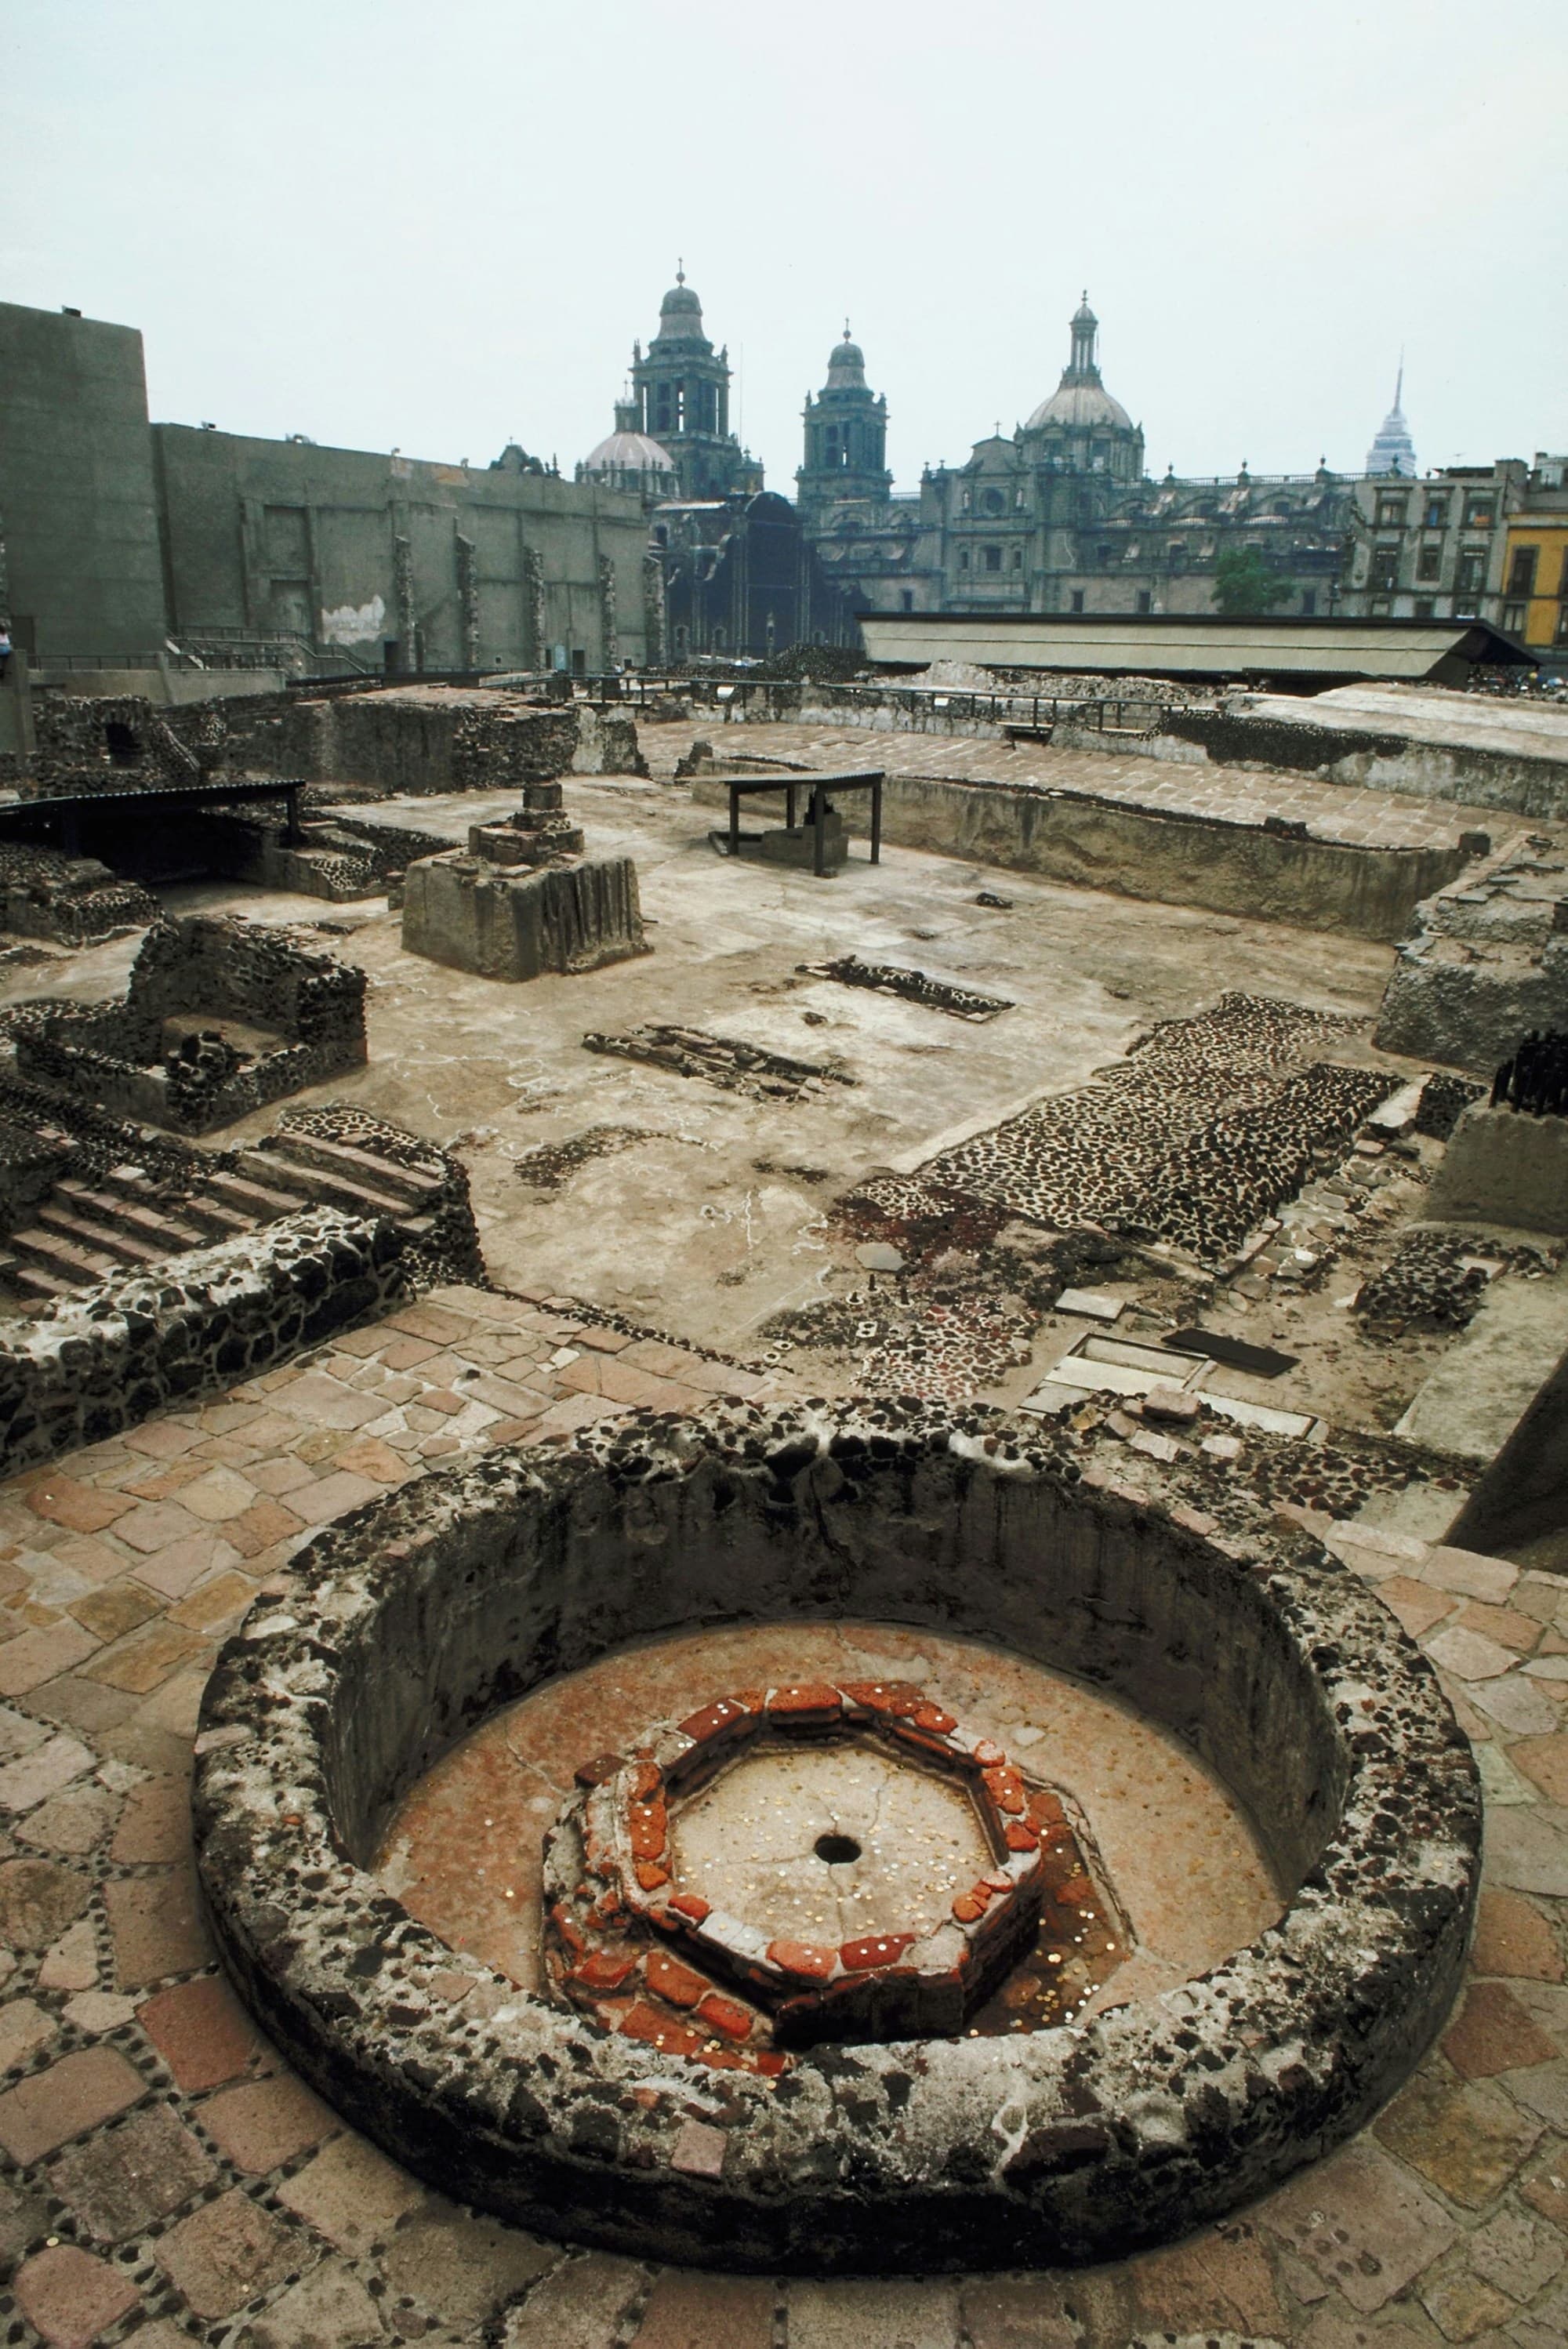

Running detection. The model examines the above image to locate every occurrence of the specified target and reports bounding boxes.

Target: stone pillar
[642,550,667,667]
[524,546,546,671]
[456,534,480,670]
[598,554,619,671]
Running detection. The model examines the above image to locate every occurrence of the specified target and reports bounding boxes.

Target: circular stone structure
[542,1683,1093,2057]
[192,1403,1482,2274]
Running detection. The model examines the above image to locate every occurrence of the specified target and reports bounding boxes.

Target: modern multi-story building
[1340,461,1525,628]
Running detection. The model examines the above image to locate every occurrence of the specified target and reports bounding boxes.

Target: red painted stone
[1004,1821,1040,1852]
[982,1766,1026,1814]
[766,1938,838,1981]
[973,1740,1007,1767]
[635,1860,670,1890]
[629,1799,667,1860]
[767,1683,842,1719]
[645,1951,710,2009]
[952,1893,987,1925]
[574,1752,625,1788]
[839,1933,915,1973]
[572,1949,638,1992]
[838,1679,922,1717]
[550,1901,587,1958]
[698,1992,755,2042]
[913,1701,958,1734]
[677,1700,749,1744]
[1028,1788,1065,1828]
[620,2001,704,2058]
[630,1760,662,1802]
[668,1892,710,1925]
[982,1872,1013,1894]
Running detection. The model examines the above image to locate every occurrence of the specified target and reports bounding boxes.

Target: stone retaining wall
[1425,1101,1568,1233]
[0,1207,406,1475]
[691,771,1468,942]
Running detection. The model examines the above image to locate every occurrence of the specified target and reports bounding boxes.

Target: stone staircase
[0,1131,448,1310]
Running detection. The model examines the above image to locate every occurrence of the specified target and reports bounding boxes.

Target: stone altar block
[401,782,648,982]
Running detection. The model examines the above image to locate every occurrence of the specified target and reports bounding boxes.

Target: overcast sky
[7,2,1563,492]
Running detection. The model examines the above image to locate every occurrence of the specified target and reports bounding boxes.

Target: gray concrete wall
[1425,1102,1568,1233]
[691,770,1467,942]
[154,426,650,673]
[0,302,169,659]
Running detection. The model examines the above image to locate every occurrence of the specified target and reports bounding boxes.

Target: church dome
[1026,378,1133,432]
[586,427,677,476]
[1024,293,1134,434]
[654,270,706,342]
[826,330,866,389]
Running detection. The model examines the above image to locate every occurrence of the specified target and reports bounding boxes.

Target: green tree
[1210,545,1294,615]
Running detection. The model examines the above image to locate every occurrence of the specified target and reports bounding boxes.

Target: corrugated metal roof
[858,613,1527,681]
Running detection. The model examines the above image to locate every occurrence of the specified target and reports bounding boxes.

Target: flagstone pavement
[0,1283,1562,2347]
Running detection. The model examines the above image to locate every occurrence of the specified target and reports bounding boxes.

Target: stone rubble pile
[796,953,1014,1022]
[582,1025,855,1101]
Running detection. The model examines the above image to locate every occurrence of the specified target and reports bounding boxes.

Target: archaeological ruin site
[0,648,1565,2344]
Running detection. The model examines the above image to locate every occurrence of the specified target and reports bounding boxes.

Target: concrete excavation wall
[691,770,1468,941]
[707,684,1568,819]
[222,692,645,796]
[0,1207,406,1474]
[1425,1102,1568,1233]
[1449,1342,1568,1556]
[195,1403,1480,2275]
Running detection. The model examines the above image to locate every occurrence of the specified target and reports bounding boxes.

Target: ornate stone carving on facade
[455,534,481,670]
[393,532,416,670]
[524,546,546,670]
[597,555,619,671]
[642,550,667,667]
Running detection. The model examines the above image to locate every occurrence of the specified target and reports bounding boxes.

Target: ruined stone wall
[0,844,156,942]
[0,1207,406,1475]
[23,690,245,796]
[691,768,1469,942]
[15,915,367,1134]
[1425,1100,1568,1233]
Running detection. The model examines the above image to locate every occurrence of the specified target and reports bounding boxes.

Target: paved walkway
[0,1288,1563,2344]
[653,720,1512,851]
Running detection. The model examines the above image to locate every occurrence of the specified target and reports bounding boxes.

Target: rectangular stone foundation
[401,851,648,981]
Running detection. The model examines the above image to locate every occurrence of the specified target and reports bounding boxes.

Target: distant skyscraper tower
[1366,364,1417,477]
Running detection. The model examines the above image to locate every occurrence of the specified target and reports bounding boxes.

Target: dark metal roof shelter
[858,612,1537,689]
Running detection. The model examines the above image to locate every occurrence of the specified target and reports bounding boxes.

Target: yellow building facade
[1501,460,1568,651]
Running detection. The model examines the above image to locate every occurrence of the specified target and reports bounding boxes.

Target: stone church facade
[797,298,1355,624]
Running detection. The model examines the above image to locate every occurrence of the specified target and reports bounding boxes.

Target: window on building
[1136,590,1152,614]
[959,550,970,570]
[1417,544,1442,582]
[1424,496,1448,528]
[1070,589,1085,613]
[673,624,688,652]
[1463,496,1495,528]
[1555,601,1568,644]
[1508,547,1539,597]
[982,488,1005,517]
[1370,598,1392,617]
[1011,546,1023,569]
[1098,543,1116,565]
[1301,590,1316,615]
[1376,496,1408,528]
[1455,548,1486,603]
[983,545,1002,572]
[901,590,914,612]
[1370,546,1400,591]
[652,525,668,547]
[1168,542,1186,571]
[713,626,725,650]
[1414,598,1436,618]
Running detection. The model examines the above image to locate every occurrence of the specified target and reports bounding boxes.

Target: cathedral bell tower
[629,267,761,500]
[797,325,892,523]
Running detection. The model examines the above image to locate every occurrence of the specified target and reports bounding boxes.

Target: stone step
[237,1149,415,1226]
[9,1263,75,1306]
[263,1131,442,1207]
[6,1225,122,1285]
[32,1202,165,1269]
[200,1170,304,1227]
[56,1185,211,1257]
[172,1189,260,1243]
